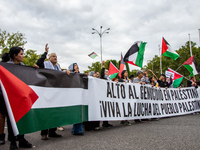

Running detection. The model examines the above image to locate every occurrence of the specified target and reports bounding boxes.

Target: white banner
[87,77,200,121]
[165,70,174,78]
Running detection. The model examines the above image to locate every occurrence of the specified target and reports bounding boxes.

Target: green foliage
[86,61,101,73]
[0,29,27,55]
[130,69,139,77]
[145,41,200,86]
[0,29,41,67]
[23,49,40,67]
[125,62,130,76]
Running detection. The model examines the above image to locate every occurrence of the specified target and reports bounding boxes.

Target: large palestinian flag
[183,55,200,77]
[124,41,147,68]
[0,62,88,135]
[161,37,179,60]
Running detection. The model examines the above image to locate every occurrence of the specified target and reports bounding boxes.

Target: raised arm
[148,69,158,80]
[36,43,49,68]
[100,61,105,79]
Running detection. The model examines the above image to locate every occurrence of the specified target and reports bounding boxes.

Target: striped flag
[0,63,88,135]
[124,41,147,68]
[118,53,127,78]
[168,68,184,88]
[183,55,200,77]
[162,37,179,60]
[109,62,119,80]
[88,52,98,59]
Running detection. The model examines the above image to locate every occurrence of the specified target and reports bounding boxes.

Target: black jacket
[36,52,47,68]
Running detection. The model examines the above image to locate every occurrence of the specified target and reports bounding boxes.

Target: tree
[0,29,27,54]
[130,69,139,77]
[23,49,41,67]
[86,61,101,73]
[0,29,41,67]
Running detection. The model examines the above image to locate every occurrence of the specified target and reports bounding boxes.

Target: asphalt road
[1,114,200,150]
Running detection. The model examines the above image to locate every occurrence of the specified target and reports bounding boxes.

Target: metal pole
[159,45,162,74]
[175,64,183,72]
[198,29,200,47]
[189,34,192,56]
[100,26,103,68]
[92,26,110,68]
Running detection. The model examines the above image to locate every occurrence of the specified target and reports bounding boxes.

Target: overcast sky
[0,0,200,72]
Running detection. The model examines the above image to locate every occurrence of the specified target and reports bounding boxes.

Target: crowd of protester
[0,45,200,150]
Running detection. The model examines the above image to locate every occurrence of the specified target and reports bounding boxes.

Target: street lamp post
[188,34,192,56]
[92,26,110,67]
[198,29,200,46]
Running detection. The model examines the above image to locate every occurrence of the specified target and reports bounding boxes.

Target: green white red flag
[124,41,147,68]
[88,52,98,59]
[109,61,119,80]
[183,55,200,77]
[168,68,183,88]
[118,53,127,78]
[162,37,179,60]
[0,63,88,135]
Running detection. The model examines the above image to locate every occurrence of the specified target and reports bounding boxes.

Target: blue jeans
[72,123,83,134]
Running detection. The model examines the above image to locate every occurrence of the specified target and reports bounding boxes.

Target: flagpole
[175,64,183,72]
[169,68,190,81]
[183,76,190,81]
[159,45,162,74]
[189,34,192,56]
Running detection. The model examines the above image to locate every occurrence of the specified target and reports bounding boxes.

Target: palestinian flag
[162,37,179,60]
[118,53,127,78]
[183,55,200,77]
[0,63,88,135]
[109,61,119,80]
[88,52,98,59]
[124,41,147,68]
[168,68,184,88]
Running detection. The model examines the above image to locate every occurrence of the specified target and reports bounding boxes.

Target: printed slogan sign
[88,77,200,121]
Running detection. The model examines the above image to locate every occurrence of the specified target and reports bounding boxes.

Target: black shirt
[157,80,169,88]
[187,80,198,88]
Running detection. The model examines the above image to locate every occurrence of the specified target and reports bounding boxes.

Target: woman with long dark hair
[118,70,131,126]
[118,70,129,83]
[3,47,33,150]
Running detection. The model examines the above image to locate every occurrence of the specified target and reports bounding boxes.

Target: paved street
[1,114,200,150]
